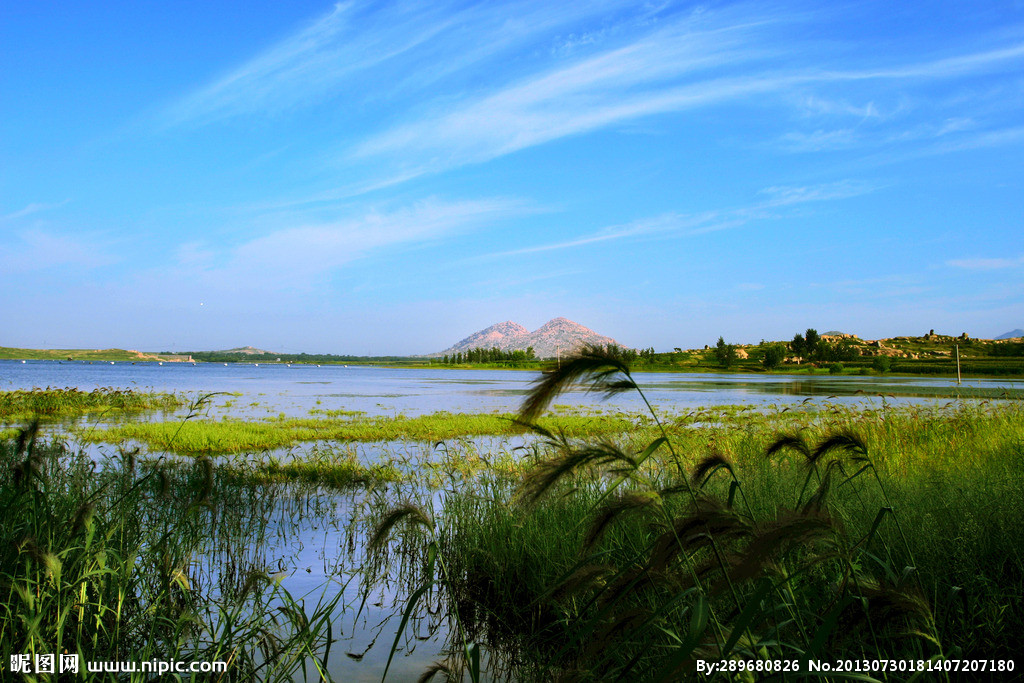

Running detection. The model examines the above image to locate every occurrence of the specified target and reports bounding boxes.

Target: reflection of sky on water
[3,361,1019,422]
[196,480,451,681]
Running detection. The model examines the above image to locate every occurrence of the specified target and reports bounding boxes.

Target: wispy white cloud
[844,43,1024,81]
[159,0,1024,202]
[159,0,642,128]
[231,197,525,272]
[153,197,532,296]
[778,128,859,151]
[756,180,878,205]
[933,124,1024,152]
[479,180,875,260]
[0,230,116,273]
[796,95,883,119]
[351,16,778,169]
[1,200,71,222]
[349,10,1024,186]
[947,254,1024,270]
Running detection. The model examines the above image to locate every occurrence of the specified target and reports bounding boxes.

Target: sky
[2,1,1023,355]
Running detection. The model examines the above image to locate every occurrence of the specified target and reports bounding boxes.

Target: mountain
[217,346,279,355]
[439,321,529,354]
[437,317,621,358]
[996,329,1024,340]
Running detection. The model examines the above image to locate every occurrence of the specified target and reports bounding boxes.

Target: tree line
[714,328,860,370]
[442,347,536,365]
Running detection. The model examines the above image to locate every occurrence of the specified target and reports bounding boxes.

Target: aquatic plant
[376,347,1024,680]
[0,387,183,422]
[0,423,341,682]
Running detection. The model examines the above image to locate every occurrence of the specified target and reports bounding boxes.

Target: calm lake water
[3,359,1018,420]
[3,360,1019,680]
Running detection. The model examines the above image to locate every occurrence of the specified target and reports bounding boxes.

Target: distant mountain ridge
[996,329,1024,340]
[217,346,279,355]
[437,317,621,359]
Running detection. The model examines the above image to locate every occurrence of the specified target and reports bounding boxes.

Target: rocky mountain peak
[436,318,621,359]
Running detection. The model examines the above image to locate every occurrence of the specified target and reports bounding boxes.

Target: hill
[996,329,1024,340]
[437,317,621,359]
[0,347,169,362]
[217,346,280,356]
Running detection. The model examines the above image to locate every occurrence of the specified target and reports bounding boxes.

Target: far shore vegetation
[4,327,1022,377]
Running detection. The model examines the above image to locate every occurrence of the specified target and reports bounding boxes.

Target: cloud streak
[1,200,71,222]
[0,230,116,273]
[947,255,1024,270]
[159,0,643,128]
[349,12,1024,186]
[154,196,532,296]
[480,180,875,260]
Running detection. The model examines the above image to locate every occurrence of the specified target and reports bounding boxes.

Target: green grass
[223,446,405,487]
[0,424,341,682]
[79,410,644,455]
[0,346,170,362]
[0,388,184,422]
[369,349,1024,681]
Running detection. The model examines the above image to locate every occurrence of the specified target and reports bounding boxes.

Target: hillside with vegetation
[643,329,1024,378]
[0,347,170,362]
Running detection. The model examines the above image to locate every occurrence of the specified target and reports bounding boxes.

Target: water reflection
[183,464,453,681]
[3,361,1019,423]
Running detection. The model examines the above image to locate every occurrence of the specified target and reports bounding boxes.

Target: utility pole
[955,344,961,385]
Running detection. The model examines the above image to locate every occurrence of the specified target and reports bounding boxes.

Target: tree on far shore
[714,337,737,368]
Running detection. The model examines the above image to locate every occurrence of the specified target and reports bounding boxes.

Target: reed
[0,387,183,421]
[0,424,341,682]
[79,411,642,456]
[375,347,1024,681]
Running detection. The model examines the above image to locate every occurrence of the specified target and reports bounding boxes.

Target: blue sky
[2,1,1022,354]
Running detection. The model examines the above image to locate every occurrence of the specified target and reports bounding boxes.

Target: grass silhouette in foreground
[371,346,1023,681]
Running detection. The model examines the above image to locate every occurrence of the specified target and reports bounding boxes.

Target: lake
[3,360,1017,421]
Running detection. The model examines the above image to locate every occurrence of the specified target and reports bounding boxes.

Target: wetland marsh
[2,358,1022,681]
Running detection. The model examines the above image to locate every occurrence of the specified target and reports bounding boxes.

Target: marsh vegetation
[2,353,1022,680]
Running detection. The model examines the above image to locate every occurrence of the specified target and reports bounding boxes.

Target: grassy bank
[0,347,170,362]
[371,350,1024,680]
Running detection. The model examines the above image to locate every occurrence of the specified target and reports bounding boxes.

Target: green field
[0,346,174,362]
